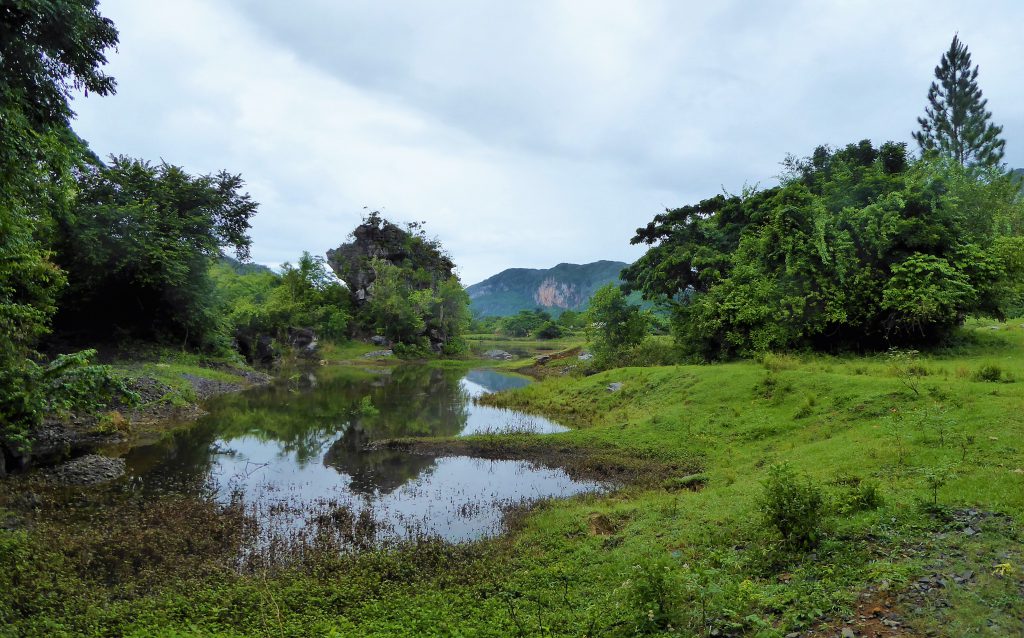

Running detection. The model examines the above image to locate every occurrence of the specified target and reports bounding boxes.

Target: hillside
[466,260,630,317]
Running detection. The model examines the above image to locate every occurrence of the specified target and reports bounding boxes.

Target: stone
[370,335,389,346]
[578,352,594,361]
[841,628,856,638]
[363,350,393,359]
[483,349,514,361]
[606,382,623,392]
[327,214,457,353]
[47,454,126,485]
[534,355,551,365]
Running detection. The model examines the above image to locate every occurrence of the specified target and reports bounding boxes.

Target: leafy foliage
[0,349,135,453]
[330,213,470,353]
[496,308,552,337]
[625,141,1023,359]
[50,156,258,349]
[0,0,118,449]
[759,462,824,551]
[212,252,351,360]
[584,284,650,367]
[913,36,1005,168]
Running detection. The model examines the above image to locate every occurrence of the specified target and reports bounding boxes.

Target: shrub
[759,462,824,550]
[842,480,884,513]
[534,321,563,339]
[971,363,1004,382]
[1,349,137,454]
[793,395,817,419]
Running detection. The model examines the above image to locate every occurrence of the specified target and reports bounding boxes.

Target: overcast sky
[71,1,1024,285]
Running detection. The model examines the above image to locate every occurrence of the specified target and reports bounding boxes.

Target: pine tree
[913,35,1006,168]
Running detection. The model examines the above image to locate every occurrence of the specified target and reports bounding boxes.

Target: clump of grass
[840,480,884,513]
[760,352,799,372]
[971,363,1012,383]
[793,394,816,419]
[753,374,793,401]
[661,473,708,492]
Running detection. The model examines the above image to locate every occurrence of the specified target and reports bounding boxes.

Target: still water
[122,366,603,544]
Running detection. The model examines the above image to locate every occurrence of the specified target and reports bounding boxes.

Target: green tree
[1,1,118,450]
[584,284,649,364]
[330,214,470,353]
[913,35,1006,168]
[625,141,1021,359]
[498,309,550,337]
[269,253,350,340]
[51,156,258,348]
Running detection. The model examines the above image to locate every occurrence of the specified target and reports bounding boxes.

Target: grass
[2,322,1023,636]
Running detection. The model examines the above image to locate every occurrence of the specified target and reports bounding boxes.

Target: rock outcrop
[326,213,455,308]
[327,213,461,352]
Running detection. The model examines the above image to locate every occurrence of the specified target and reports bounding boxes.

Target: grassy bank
[2,326,1023,636]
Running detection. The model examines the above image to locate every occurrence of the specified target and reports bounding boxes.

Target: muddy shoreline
[2,364,271,484]
[368,436,700,487]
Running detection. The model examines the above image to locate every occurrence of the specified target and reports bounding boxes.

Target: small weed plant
[759,462,824,551]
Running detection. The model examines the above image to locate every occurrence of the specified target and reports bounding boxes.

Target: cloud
[73,0,1024,284]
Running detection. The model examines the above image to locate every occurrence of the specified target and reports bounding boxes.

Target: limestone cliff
[326,213,455,308]
[466,260,631,317]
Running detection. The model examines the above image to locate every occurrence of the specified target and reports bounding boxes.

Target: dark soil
[369,436,699,487]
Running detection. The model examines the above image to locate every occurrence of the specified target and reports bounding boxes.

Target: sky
[71,1,1024,285]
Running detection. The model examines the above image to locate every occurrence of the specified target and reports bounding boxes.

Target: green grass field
[2,322,1023,636]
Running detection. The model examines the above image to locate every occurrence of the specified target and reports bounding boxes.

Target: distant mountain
[219,254,276,276]
[466,260,632,317]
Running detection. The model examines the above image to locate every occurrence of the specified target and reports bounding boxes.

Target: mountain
[466,260,631,317]
[219,254,276,276]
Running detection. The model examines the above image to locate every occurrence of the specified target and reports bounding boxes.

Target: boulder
[288,327,319,357]
[363,349,394,359]
[46,454,126,486]
[606,382,623,393]
[483,349,514,361]
[534,355,552,365]
[370,335,389,346]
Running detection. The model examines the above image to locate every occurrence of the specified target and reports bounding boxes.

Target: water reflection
[121,366,593,543]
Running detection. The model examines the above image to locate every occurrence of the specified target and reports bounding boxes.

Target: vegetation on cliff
[328,212,470,354]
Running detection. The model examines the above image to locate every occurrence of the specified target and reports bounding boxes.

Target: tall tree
[50,156,258,348]
[1,2,118,447]
[913,35,1006,168]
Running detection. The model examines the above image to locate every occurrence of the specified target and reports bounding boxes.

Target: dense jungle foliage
[622,141,1024,359]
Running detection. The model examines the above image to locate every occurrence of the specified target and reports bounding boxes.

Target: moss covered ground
[2,323,1023,636]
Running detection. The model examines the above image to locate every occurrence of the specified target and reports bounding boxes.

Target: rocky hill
[466,260,630,317]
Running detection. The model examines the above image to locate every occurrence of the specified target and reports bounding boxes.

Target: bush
[759,462,824,550]
[0,349,137,454]
[841,480,884,513]
[971,363,1005,382]
[534,321,563,339]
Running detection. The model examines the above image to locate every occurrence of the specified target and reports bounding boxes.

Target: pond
[119,366,604,545]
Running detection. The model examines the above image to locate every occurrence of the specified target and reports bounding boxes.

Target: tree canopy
[624,141,1024,359]
[50,156,258,348]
